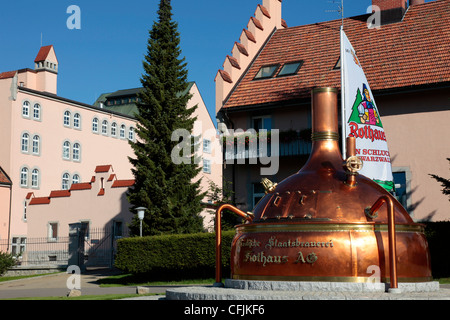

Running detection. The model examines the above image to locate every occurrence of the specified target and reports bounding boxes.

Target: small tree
[206,180,243,230]
[429,158,450,202]
[127,0,205,236]
[0,252,17,275]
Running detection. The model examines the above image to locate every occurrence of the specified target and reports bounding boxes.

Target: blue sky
[1,0,381,125]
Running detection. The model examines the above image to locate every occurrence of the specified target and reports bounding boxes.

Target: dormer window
[254,64,279,80]
[277,61,303,77]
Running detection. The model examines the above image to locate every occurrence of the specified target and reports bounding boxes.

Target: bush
[114,231,235,281]
[0,252,17,275]
[423,220,450,279]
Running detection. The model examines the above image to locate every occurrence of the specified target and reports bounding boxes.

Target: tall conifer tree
[127,0,204,235]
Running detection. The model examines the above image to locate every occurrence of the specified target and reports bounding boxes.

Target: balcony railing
[223,131,311,162]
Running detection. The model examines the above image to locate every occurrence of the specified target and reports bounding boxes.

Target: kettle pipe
[215,204,254,285]
[365,195,398,290]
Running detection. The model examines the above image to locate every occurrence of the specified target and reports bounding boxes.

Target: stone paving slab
[165,285,450,300]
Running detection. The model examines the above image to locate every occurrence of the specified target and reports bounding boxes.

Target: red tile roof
[29,197,51,205]
[0,71,17,80]
[70,183,92,191]
[0,167,11,185]
[223,0,450,110]
[28,165,133,205]
[49,190,71,198]
[111,179,135,188]
[95,165,113,173]
[34,45,54,62]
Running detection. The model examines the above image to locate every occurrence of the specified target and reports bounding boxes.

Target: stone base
[225,279,440,293]
[165,279,442,300]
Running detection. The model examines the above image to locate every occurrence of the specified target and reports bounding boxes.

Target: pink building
[0,45,221,257]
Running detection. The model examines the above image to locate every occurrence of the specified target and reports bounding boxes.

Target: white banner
[340,27,394,192]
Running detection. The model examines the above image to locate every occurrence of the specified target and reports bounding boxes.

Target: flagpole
[340,24,346,159]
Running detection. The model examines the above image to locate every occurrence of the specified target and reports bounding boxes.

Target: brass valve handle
[345,155,363,173]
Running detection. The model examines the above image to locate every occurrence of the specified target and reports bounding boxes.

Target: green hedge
[115,221,450,280]
[114,231,235,280]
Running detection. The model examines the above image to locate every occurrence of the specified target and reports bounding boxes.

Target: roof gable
[34,45,58,63]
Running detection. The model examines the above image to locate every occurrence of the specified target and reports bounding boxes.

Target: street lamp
[136,207,146,237]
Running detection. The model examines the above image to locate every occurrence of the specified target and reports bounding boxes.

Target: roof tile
[223,0,450,109]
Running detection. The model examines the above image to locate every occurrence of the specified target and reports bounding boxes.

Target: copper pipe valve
[261,177,277,193]
[344,136,363,187]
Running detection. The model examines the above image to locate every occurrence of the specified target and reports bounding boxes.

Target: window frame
[63,110,71,127]
[21,132,30,153]
[22,101,30,118]
[20,166,29,187]
[92,117,99,133]
[276,60,304,77]
[33,103,41,121]
[253,64,280,80]
[62,140,71,160]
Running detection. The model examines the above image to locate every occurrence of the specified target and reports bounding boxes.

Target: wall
[26,165,133,239]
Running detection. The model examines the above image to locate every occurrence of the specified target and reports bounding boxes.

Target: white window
[62,173,70,190]
[73,113,81,129]
[63,110,71,126]
[203,139,211,154]
[21,133,29,153]
[128,127,134,141]
[202,158,211,174]
[48,222,58,241]
[73,143,80,161]
[102,120,108,135]
[20,167,29,187]
[63,141,71,159]
[32,135,40,155]
[33,103,41,120]
[31,168,39,188]
[111,122,117,137]
[120,124,126,138]
[92,118,99,133]
[72,174,80,185]
[11,237,26,256]
[22,101,30,117]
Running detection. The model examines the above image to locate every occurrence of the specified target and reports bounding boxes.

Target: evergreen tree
[127,0,205,236]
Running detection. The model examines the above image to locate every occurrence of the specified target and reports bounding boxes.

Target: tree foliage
[429,158,450,202]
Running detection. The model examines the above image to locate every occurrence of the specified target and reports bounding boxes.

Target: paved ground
[0,268,142,299]
[1,269,449,300]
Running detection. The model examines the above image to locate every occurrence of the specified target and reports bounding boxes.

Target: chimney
[371,0,407,25]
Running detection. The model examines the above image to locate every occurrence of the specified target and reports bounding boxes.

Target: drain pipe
[365,195,401,293]
[215,204,253,286]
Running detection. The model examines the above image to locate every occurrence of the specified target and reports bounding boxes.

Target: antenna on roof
[40,32,43,47]
[325,0,344,29]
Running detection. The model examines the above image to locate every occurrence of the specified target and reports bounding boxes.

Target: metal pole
[215,204,254,286]
[366,195,398,291]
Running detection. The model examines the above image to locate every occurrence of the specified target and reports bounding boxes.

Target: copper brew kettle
[215,87,432,288]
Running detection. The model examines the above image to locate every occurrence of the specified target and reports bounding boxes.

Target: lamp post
[136,207,146,237]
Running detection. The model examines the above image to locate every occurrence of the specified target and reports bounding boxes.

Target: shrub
[423,220,450,279]
[114,231,235,280]
[0,252,17,275]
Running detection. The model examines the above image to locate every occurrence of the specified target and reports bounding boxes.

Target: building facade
[215,0,449,222]
[0,45,221,254]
